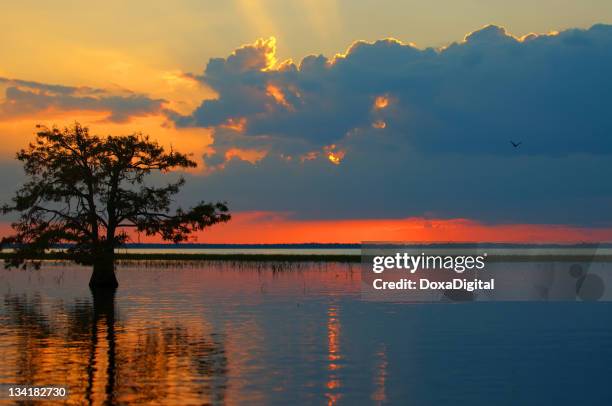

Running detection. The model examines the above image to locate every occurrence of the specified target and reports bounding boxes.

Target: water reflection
[325,303,342,405]
[3,294,53,383]
[1,286,229,404]
[1,263,612,405]
[85,289,115,404]
[0,263,358,405]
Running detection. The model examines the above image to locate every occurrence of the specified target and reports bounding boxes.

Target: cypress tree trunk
[89,251,118,289]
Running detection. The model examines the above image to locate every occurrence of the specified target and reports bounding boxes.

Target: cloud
[0,77,167,123]
[165,25,612,227]
[176,24,612,161]
[1,25,611,229]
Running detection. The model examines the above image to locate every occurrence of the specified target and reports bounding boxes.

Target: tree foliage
[1,123,230,268]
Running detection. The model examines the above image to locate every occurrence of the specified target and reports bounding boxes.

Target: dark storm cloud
[177,24,612,158]
[169,24,612,226]
[0,77,167,123]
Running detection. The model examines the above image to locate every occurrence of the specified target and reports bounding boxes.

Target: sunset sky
[2,0,612,243]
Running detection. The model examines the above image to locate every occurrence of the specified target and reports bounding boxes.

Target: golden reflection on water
[1,290,228,405]
[0,262,361,405]
[325,303,342,405]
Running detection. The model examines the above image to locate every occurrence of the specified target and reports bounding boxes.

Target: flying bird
[510,140,522,148]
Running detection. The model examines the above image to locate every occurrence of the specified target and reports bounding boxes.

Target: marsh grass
[115,259,357,274]
[0,252,358,273]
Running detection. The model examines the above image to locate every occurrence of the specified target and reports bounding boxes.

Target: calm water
[1,262,612,405]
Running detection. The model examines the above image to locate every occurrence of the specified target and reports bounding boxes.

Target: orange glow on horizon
[37,211,611,245]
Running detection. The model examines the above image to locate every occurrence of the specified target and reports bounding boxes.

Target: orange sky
[3,212,612,244]
[63,211,610,244]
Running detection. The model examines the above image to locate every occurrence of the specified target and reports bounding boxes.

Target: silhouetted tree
[1,123,230,288]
